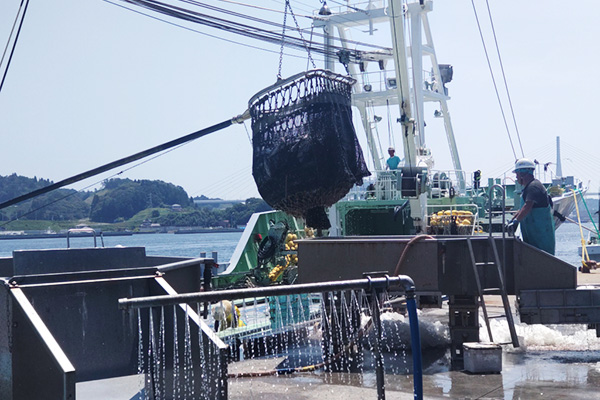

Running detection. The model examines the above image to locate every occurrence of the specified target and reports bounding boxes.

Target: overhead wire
[267,0,315,17]
[0,139,196,227]
[326,0,369,14]
[245,0,392,52]
[182,0,306,30]
[278,0,385,40]
[216,0,312,18]
[484,0,524,158]
[119,0,328,55]
[560,141,600,189]
[487,142,554,179]
[113,0,392,62]
[486,139,600,188]
[0,0,30,95]
[189,165,257,199]
[103,0,315,61]
[470,0,518,161]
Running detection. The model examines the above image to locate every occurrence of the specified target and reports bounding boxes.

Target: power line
[484,0,524,158]
[216,0,312,18]
[470,0,517,160]
[103,0,321,63]
[112,0,391,62]
[0,115,243,211]
[0,0,30,95]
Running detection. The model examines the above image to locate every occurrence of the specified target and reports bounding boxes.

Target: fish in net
[249,69,370,229]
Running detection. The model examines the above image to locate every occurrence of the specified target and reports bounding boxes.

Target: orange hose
[393,235,434,276]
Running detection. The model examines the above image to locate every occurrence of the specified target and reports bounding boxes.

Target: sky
[1,0,599,202]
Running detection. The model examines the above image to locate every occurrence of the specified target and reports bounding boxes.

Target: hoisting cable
[0,0,30,95]
[306,24,315,71]
[277,0,316,80]
[277,0,289,80]
[470,0,518,160]
[287,0,316,70]
[484,0,524,158]
[0,110,250,211]
[369,102,386,167]
[386,99,393,148]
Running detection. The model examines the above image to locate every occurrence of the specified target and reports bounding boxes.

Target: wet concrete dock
[226,269,600,400]
[75,271,600,399]
[228,350,600,399]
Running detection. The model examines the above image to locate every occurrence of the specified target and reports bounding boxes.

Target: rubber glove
[506,219,519,232]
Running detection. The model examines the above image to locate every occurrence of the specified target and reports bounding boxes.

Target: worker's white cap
[513,158,535,173]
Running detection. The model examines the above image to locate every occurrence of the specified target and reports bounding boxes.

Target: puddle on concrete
[229,314,600,399]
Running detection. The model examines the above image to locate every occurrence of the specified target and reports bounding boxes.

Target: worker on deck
[508,158,555,255]
[386,147,401,170]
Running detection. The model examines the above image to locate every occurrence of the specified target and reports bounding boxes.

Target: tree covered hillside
[90,178,191,222]
[0,174,271,228]
[0,174,91,221]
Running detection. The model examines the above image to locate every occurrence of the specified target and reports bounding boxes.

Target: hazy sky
[1,0,598,201]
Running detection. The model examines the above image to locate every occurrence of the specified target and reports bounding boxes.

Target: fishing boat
[212,0,587,289]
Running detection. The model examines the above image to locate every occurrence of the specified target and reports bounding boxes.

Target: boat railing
[346,68,443,96]
[340,174,400,202]
[313,1,385,18]
[66,227,104,248]
[342,168,470,202]
[430,169,467,198]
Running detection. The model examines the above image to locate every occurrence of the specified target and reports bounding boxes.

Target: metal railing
[9,287,76,400]
[119,275,423,400]
[66,227,104,248]
[341,168,471,203]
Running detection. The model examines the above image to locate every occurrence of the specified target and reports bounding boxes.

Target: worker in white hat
[386,146,401,170]
[508,158,555,254]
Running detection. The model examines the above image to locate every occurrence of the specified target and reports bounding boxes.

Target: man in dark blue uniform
[508,158,555,254]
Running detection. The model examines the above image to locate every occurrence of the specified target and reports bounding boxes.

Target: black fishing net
[249,69,370,228]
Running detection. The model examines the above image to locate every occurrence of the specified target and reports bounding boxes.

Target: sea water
[0,231,243,259]
[0,222,592,264]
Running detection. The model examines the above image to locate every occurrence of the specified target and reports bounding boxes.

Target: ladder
[466,236,519,348]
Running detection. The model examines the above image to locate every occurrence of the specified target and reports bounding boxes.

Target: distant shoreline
[173,228,243,234]
[0,228,244,240]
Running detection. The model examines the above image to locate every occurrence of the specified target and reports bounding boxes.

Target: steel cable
[470,0,517,161]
